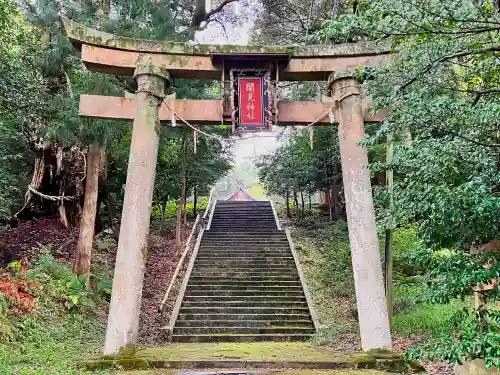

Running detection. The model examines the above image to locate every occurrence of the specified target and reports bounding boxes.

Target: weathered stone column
[329,72,392,351]
[104,57,169,356]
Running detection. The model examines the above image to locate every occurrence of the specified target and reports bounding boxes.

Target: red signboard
[238,77,263,127]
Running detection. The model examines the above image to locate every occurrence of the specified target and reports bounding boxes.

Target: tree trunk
[384,134,394,328]
[183,198,187,225]
[308,194,312,212]
[300,191,304,214]
[160,194,168,232]
[175,134,188,253]
[326,189,333,221]
[285,192,291,218]
[323,161,333,221]
[331,184,340,220]
[73,144,101,276]
[193,186,197,217]
[293,191,299,218]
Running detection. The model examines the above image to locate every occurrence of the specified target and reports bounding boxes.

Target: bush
[0,248,112,373]
[150,197,209,230]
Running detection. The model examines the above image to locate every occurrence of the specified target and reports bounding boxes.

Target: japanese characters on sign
[238,77,263,127]
[230,70,271,133]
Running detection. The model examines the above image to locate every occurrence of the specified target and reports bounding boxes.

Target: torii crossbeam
[62,17,392,356]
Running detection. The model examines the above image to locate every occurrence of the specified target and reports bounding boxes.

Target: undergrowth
[0,248,112,375]
[291,215,469,353]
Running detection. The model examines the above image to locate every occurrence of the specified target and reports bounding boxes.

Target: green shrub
[150,197,209,230]
[406,308,500,369]
[0,248,112,373]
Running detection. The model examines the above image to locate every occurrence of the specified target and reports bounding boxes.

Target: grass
[0,248,113,375]
[291,220,358,345]
[290,217,468,349]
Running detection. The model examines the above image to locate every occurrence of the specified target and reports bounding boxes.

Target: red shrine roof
[227,187,256,201]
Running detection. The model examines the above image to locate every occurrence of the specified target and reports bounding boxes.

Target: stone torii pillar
[329,72,392,351]
[104,57,169,356]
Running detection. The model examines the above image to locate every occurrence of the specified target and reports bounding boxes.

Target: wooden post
[329,72,392,351]
[103,57,168,356]
[385,134,394,327]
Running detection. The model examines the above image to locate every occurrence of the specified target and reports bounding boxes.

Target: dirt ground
[0,217,79,266]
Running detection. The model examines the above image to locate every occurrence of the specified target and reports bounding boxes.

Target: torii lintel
[60,17,391,81]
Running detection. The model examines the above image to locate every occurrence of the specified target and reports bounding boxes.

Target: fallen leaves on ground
[0,278,39,312]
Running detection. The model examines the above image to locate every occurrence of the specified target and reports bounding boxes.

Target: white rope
[28,185,79,202]
[163,98,335,142]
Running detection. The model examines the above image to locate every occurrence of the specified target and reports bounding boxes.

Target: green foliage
[29,248,111,311]
[316,0,500,366]
[408,248,499,304]
[258,127,343,220]
[0,0,235,223]
[0,247,112,373]
[406,309,500,369]
[390,226,423,277]
[393,297,467,338]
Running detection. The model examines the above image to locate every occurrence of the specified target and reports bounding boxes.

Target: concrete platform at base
[78,342,422,373]
[116,370,394,375]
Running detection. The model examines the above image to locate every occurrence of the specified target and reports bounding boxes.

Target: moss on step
[81,357,150,370]
[139,342,342,361]
[77,343,421,373]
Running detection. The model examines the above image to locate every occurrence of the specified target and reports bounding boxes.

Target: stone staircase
[171,200,316,342]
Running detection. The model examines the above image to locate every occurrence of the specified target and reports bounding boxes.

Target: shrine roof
[60,17,391,59]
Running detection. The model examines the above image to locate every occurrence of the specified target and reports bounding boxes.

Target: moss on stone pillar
[103,57,169,356]
[328,72,392,351]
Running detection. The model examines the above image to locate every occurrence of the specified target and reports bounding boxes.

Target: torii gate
[61,17,392,355]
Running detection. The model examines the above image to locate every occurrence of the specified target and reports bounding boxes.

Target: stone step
[214,209,272,211]
[213,213,273,215]
[203,236,287,241]
[202,237,286,241]
[199,247,291,251]
[190,271,298,278]
[189,275,298,281]
[200,243,289,248]
[209,228,279,231]
[210,219,277,223]
[196,255,294,261]
[197,253,292,258]
[209,222,277,225]
[199,249,291,253]
[214,204,272,207]
[212,211,274,214]
[182,300,307,308]
[183,295,304,303]
[175,319,314,327]
[196,253,293,258]
[171,334,312,343]
[173,327,315,335]
[193,267,297,272]
[177,313,311,321]
[209,228,279,232]
[186,284,304,291]
[193,266,296,271]
[200,244,290,248]
[179,307,310,314]
[185,290,305,297]
[203,231,283,235]
[209,223,277,227]
[194,260,296,267]
[195,261,295,266]
[188,279,300,286]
